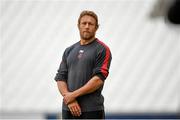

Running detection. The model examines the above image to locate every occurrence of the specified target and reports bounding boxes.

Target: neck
[80,37,96,45]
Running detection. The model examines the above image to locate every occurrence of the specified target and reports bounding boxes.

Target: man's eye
[81,22,94,26]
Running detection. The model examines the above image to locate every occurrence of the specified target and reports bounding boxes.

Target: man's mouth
[84,31,90,33]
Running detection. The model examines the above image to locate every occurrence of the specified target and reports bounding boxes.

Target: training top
[55,38,112,112]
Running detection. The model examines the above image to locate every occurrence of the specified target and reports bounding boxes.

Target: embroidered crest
[78,50,84,59]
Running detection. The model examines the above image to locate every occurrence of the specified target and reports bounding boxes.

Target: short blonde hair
[78,10,99,28]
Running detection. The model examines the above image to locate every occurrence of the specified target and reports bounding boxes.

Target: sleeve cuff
[95,73,106,81]
[54,76,67,82]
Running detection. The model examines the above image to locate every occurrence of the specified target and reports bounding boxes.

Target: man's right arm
[57,81,69,96]
[55,48,81,116]
[56,80,81,117]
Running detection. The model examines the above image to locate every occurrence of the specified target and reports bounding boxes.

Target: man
[55,10,112,119]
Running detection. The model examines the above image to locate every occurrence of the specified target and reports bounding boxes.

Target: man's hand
[63,92,76,105]
[63,76,103,105]
[68,100,81,117]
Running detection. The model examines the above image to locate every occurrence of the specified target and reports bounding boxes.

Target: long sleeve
[54,49,68,82]
[93,42,112,81]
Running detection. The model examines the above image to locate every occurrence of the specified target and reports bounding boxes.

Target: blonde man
[55,10,112,119]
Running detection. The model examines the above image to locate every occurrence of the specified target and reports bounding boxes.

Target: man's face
[78,15,98,40]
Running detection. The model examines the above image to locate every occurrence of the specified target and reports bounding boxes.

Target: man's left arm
[63,75,103,105]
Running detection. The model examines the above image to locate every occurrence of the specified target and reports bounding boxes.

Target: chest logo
[78,50,84,59]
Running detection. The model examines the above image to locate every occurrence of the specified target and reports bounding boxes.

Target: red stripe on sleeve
[97,39,111,77]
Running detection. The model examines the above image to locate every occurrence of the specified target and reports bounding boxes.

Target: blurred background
[0,0,180,119]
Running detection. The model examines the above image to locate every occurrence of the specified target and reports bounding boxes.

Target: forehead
[80,15,96,23]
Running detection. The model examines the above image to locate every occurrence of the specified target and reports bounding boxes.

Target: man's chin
[82,36,94,41]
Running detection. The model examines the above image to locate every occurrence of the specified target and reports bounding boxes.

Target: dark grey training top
[55,38,112,112]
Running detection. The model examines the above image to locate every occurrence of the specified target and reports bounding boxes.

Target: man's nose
[85,23,89,28]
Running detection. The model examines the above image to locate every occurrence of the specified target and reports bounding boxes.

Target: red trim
[97,39,111,77]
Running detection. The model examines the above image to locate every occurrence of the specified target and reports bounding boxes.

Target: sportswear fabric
[55,38,112,112]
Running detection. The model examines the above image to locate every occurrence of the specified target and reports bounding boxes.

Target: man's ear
[96,24,99,30]
[77,24,80,29]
